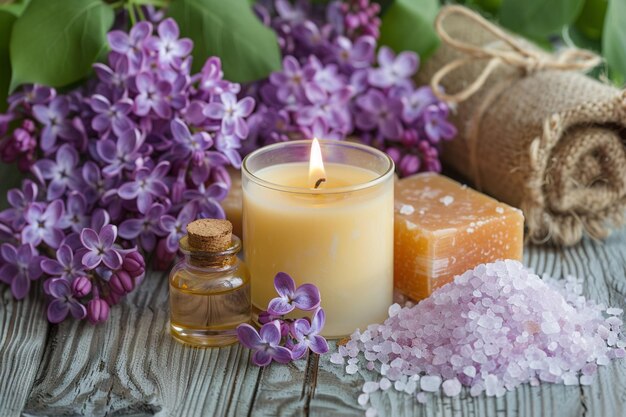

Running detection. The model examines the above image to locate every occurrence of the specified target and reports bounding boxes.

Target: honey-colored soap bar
[394,173,524,300]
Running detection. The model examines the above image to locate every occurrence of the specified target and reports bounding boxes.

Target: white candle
[242,140,394,337]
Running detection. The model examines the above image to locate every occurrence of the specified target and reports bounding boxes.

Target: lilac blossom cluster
[0,18,253,324]
[245,0,456,176]
[237,272,329,366]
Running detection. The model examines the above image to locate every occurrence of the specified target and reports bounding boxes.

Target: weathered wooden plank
[22,269,261,416]
[0,287,50,417]
[11,226,626,416]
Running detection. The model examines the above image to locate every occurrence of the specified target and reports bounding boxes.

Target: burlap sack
[417,6,626,246]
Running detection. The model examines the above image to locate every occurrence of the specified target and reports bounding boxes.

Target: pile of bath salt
[330,260,625,412]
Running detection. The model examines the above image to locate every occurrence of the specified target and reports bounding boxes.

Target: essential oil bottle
[169,219,251,347]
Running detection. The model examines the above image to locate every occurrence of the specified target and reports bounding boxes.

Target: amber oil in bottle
[169,219,251,347]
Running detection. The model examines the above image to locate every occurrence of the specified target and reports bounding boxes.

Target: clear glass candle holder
[242,140,394,337]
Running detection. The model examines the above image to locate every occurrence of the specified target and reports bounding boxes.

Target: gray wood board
[1,230,625,417]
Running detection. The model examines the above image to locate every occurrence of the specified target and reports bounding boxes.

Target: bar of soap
[394,173,524,301]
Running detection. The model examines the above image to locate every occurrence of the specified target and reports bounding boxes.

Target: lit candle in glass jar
[242,139,394,337]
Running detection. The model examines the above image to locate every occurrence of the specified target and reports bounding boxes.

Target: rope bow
[431,6,602,103]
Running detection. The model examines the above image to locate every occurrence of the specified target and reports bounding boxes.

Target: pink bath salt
[335,260,625,408]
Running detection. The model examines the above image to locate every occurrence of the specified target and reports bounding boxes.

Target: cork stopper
[186,219,233,252]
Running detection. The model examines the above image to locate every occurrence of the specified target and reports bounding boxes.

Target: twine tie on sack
[430,5,602,104]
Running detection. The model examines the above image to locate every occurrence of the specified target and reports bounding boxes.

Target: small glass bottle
[169,219,251,347]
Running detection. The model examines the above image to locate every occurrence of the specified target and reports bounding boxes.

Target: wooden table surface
[2,227,626,417]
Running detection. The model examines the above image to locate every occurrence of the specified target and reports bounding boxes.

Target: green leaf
[168,0,281,83]
[500,0,585,38]
[0,0,31,16]
[575,0,608,41]
[602,0,626,85]
[379,0,440,60]
[9,0,114,91]
[0,11,16,111]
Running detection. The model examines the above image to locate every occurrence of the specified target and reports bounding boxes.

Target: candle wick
[314,178,326,189]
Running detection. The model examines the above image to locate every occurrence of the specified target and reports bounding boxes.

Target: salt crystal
[420,375,442,392]
[439,195,454,206]
[358,393,369,406]
[388,303,402,317]
[416,392,428,403]
[399,204,415,215]
[379,378,391,390]
[363,381,379,394]
[330,353,344,365]
[330,260,626,404]
[404,379,417,395]
[541,321,561,334]
[463,366,476,378]
[346,364,358,375]
[442,378,462,396]
[495,207,504,214]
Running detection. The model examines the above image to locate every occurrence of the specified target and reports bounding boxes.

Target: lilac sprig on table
[245,0,456,176]
[0,18,253,324]
[237,272,329,366]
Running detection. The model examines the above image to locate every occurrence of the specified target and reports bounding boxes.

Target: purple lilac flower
[118,161,169,213]
[0,180,38,230]
[0,243,44,299]
[290,308,329,359]
[118,203,167,252]
[169,119,215,184]
[160,203,197,254]
[80,224,123,270]
[198,57,231,95]
[63,192,89,233]
[71,276,92,297]
[109,269,135,295]
[423,104,458,143]
[122,250,145,281]
[269,56,312,103]
[334,35,375,70]
[93,55,129,91]
[8,84,54,110]
[401,86,438,124]
[96,129,143,177]
[33,144,79,200]
[368,46,418,88]
[81,162,117,205]
[133,73,172,118]
[90,94,134,136]
[267,272,320,316]
[205,93,255,139]
[46,278,87,323]
[41,244,85,281]
[22,200,65,248]
[237,321,293,366]
[355,89,403,139]
[107,21,152,66]
[182,182,228,219]
[87,298,110,324]
[145,18,193,67]
[32,97,73,152]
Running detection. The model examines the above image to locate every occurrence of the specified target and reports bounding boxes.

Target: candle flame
[309,138,326,189]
